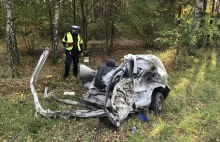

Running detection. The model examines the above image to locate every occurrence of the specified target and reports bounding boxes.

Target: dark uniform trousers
[64,50,80,77]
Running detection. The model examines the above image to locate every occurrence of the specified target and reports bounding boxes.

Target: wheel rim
[158,97,163,112]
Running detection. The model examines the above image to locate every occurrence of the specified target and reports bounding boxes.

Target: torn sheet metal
[30,48,106,118]
[101,54,169,126]
[30,48,170,127]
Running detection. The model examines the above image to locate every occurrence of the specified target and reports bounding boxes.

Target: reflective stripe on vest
[77,34,83,51]
[62,32,83,51]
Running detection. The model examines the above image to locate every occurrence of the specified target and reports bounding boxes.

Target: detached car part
[30,48,170,127]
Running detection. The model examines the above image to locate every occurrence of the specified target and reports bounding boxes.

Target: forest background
[0,0,220,141]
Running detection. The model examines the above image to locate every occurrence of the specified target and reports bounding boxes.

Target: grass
[0,43,220,142]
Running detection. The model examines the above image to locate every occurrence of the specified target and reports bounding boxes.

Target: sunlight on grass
[159,47,220,141]
[210,48,216,71]
[177,114,197,137]
[1,47,220,141]
[155,49,176,68]
[174,77,189,97]
[147,120,166,139]
[195,58,206,83]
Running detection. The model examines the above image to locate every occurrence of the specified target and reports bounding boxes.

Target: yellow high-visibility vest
[62,32,83,51]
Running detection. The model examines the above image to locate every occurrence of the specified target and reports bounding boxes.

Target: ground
[0,39,220,142]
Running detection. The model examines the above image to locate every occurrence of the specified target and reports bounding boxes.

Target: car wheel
[149,92,164,116]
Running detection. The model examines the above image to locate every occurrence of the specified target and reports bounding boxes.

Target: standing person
[62,25,83,79]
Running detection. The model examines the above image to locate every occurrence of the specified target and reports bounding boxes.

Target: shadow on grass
[142,47,220,141]
[163,47,220,141]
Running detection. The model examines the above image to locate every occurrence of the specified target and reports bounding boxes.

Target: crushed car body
[30,48,170,127]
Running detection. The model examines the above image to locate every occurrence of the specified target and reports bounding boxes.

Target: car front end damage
[30,48,170,127]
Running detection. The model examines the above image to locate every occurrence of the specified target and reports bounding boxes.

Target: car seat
[94,59,116,90]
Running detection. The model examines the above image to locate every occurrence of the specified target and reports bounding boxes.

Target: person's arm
[78,34,84,53]
[80,44,83,53]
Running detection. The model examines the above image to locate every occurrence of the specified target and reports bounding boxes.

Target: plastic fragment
[139,112,148,122]
[131,127,136,133]
[63,92,75,96]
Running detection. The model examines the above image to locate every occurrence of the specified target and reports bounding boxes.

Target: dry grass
[0,40,220,141]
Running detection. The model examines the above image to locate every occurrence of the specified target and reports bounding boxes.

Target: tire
[149,92,164,116]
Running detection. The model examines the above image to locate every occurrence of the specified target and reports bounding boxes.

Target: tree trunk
[188,0,204,55]
[52,0,60,63]
[201,0,207,25]
[177,0,182,25]
[72,0,76,24]
[104,0,109,54]
[216,0,220,12]
[210,0,215,25]
[91,0,94,20]
[47,0,53,49]
[104,0,116,55]
[206,0,216,44]
[108,0,116,55]
[80,0,87,52]
[5,0,20,78]
[109,17,115,55]
[193,0,204,29]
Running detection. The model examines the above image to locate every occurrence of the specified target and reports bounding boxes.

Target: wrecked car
[30,48,170,127]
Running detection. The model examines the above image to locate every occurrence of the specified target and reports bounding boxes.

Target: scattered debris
[131,127,136,133]
[8,133,20,142]
[30,48,170,127]
[139,113,148,122]
[63,92,75,96]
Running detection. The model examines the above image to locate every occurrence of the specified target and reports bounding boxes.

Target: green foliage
[22,32,40,54]
[155,14,220,51]
[13,1,51,37]
[59,8,81,36]
[124,0,176,47]
[87,19,106,40]
[0,4,5,38]
[8,1,51,55]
